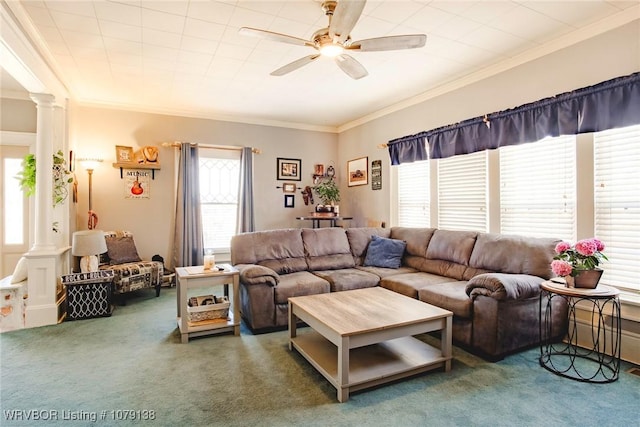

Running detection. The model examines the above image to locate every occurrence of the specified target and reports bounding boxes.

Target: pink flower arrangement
[551,238,607,277]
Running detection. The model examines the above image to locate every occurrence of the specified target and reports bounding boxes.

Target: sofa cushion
[363,235,406,268]
[356,265,418,278]
[274,271,330,304]
[345,227,391,265]
[380,272,457,299]
[312,268,380,292]
[426,229,477,265]
[469,233,559,279]
[390,227,435,258]
[302,228,355,271]
[106,236,141,265]
[418,281,473,318]
[231,229,308,274]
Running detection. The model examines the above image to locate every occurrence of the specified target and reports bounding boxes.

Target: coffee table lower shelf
[291,330,449,398]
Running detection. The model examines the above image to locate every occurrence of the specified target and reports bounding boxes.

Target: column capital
[29,92,55,106]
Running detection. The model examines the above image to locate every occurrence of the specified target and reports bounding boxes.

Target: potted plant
[550,238,608,288]
[16,149,73,208]
[313,178,340,213]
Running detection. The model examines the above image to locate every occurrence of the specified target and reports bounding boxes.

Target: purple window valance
[389,72,640,164]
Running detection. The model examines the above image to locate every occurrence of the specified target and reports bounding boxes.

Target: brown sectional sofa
[230,226,568,360]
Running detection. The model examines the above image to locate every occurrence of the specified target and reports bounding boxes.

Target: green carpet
[1,287,638,427]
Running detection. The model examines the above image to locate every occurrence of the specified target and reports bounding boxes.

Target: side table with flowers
[550,238,608,288]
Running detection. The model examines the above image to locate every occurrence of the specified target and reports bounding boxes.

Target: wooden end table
[176,265,240,343]
[288,287,452,402]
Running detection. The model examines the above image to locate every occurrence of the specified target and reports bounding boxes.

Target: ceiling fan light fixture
[320,43,344,57]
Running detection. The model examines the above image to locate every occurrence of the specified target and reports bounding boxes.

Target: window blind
[594,124,640,292]
[397,160,430,227]
[437,151,487,232]
[499,136,576,240]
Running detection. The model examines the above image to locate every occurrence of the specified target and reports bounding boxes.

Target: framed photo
[284,194,295,208]
[116,145,134,163]
[347,156,368,187]
[282,183,297,193]
[277,157,301,181]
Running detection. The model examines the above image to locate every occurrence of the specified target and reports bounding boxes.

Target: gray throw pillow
[363,235,406,269]
[106,236,141,265]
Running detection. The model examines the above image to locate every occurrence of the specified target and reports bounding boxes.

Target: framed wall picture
[371,159,382,190]
[347,156,368,187]
[282,183,297,193]
[116,145,134,163]
[284,194,295,208]
[277,158,302,181]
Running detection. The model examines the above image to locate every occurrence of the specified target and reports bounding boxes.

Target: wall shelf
[112,162,160,179]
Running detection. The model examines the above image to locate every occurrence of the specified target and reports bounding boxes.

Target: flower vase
[573,268,603,289]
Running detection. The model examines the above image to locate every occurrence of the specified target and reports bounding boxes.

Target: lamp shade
[72,230,107,256]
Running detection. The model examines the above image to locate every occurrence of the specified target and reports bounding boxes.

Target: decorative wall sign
[347,156,368,187]
[284,194,295,208]
[371,160,382,190]
[277,158,301,181]
[282,183,297,193]
[124,170,151,199]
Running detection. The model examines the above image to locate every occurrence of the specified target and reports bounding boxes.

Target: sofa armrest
[236,264,280,287]
[465,273,543,301]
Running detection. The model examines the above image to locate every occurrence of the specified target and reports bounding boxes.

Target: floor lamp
[79,158,103,230]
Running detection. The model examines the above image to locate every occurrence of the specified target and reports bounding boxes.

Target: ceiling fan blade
[329,0,366,44]
[239,27,314,48]
[335,54,368,80]
[271,55,320,76]
[348,34,427,51]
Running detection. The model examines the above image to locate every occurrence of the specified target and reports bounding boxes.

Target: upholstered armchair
[99,231,163,304]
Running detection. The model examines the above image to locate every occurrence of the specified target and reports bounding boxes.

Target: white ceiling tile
[487,4,570,42]
[368,1,426,25]
[186,1,236,25]
[50,10,101,35]
[140,1,189,16]
[103,37,143,55]
[99,20,142,43]
[177,50,215,67]
[403,5,456,33]
[429,14,483,40]
[142,44,180,62]
[184,18,226,41]
[23,4,56,27]
[142,27,183,49]
[141,8,186,33]
[61,30,104,49]
[45,1,96,18]
[462,1,519,25]
[459,26,536,56]
[278,0,325,24]
[520,1,620,27]
[237,1,286,16]
[94,1,141,26]
[228,6,277,29]
[215,42,255,61]
[181,36,219,55]
[350,15,397,40]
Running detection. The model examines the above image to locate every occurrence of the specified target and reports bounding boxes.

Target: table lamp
[72,230,107,272]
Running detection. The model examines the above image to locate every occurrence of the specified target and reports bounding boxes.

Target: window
[500,136,576,240]
[199,150,240,252]
[397,160,430,227]
[3,157,25,245]
[437,151,487,232]
[594,124,640,292]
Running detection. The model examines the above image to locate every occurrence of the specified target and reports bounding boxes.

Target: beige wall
[337,20,640,227]
[1,98,36,132]
[69,106,338,264]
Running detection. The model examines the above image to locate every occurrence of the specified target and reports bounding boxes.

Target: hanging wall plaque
[371,160,382,190]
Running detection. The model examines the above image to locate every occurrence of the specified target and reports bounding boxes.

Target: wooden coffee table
[288,287,453,402]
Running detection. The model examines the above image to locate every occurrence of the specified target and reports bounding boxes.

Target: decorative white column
[29,93,56,252]
[25,93,70,328]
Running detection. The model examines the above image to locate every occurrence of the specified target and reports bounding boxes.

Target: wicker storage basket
[187,295,229,322]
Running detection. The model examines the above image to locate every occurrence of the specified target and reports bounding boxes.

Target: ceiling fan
[239,0,427,80]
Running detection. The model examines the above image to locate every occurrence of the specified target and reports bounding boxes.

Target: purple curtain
[390,72,640,164]
[388,134,428,165]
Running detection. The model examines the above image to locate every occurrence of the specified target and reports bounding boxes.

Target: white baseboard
[574,317,640,366]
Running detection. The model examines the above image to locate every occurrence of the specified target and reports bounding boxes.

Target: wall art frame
[282,183,297,193]
[116,145,134,163]
[277,157,302,181]
[347,156,368,187]
[284,194,295,208]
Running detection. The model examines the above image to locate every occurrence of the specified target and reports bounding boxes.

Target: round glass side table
[539,280,621,383]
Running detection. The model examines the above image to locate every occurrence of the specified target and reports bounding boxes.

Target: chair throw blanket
[239,265,280,287]
[465,273,543,301]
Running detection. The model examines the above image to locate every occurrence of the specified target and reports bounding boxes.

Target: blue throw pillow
[363,235,406,269]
